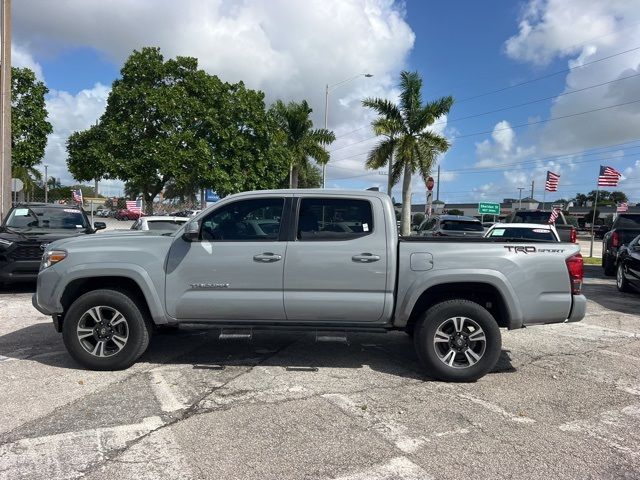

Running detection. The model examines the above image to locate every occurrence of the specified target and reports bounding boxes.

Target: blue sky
[12,0,640,204]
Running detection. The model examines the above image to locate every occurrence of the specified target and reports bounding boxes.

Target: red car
[115,209,142,221]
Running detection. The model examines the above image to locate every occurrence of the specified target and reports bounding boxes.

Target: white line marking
[573,323,638,338]
[0,416,164,480]
[150,370,187,412]
[331,456,432,480]
[458,393,536,424]
[323,394,427,453]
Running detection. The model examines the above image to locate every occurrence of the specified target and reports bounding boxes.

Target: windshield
[488,227,556,241]
[5,207,88,230]
[512,211,553,224]
[615,214,640,228]
[441,220,484,231]
[147,220,186,231]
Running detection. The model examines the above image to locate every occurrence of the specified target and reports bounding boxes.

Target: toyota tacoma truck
[33,190,586,382]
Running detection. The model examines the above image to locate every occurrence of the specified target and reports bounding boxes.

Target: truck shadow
[0,323,516,380]
[583,265,639,316]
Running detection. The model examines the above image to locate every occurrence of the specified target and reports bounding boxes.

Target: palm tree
[363,71,453,236]
[271,100,335,188]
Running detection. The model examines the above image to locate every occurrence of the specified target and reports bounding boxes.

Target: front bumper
[32,266,63,316]
[0,260,40,283]
[566,294,587,323]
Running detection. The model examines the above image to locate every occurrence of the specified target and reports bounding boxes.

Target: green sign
[478,202,500,215]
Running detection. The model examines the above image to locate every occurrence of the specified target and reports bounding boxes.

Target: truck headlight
[41,250,67,270]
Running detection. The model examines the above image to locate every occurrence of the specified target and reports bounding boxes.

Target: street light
[322,73,373,188]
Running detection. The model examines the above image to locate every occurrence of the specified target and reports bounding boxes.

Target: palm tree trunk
[291,165,300,189]
[289,163,293,188]
[387,152,394,197]
[401,162,412,236]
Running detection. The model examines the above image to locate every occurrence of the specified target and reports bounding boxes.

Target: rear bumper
[567,294,587,323]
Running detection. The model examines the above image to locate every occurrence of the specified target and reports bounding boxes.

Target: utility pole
[0,0,11,221]
[517,187,524,210]
[44,165,48,203]
[530,180,534,199]
[436,165,440,201]
[322,83,329,189]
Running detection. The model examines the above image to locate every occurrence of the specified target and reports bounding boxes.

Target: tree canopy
[11,67,53,189]
[363,71,452,236]
[67,47,291,213]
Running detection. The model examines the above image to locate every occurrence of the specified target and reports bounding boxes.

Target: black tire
[62,289,151,370]
[413,299,501,382]
[616,263,632,293]
[603,254,616,276]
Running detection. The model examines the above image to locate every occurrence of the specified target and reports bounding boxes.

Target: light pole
[517,187,524,210]
[44,164,48,203]
[322,73,373,188]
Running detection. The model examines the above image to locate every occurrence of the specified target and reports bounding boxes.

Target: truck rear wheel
[62,289,151,370]
[413,299,501,382]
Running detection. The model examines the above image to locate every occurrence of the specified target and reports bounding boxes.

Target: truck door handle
[352,253,380,263]
[253,252,282,263]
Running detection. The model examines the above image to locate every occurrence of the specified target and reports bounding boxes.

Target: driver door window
[201,198,283,241]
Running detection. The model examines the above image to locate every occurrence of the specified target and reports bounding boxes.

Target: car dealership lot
[0,266,639,480]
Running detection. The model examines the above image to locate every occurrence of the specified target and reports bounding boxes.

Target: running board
[315,332,349,344]
[219,328,253,341]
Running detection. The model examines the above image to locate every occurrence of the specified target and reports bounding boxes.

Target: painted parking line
[150,370,188,413]
[0,416,164,480]
[331,456,432,480]
[457,393,536,424]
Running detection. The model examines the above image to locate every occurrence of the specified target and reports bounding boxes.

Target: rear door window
[489,227,556,241]
[297,198,373,240]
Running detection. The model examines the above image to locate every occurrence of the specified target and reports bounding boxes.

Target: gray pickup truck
[33,189,586,382]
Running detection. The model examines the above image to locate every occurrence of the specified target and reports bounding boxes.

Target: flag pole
[589,187,599,257]
[543,189,546,210]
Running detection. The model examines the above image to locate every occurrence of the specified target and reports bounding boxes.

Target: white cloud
[14,0,414,129]
[12,43,44,79]
[14,0,416,189]
[44,84,110,185]
[503,0,640,156]
[474,120,535,168]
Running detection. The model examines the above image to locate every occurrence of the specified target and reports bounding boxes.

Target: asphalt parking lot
[0,266,638,480]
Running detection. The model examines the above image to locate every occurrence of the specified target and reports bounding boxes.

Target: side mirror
[182,221,199,242]
[93,222,106,230]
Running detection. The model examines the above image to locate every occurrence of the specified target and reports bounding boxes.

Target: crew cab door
[283,195,389,322]
[165,196,288,321]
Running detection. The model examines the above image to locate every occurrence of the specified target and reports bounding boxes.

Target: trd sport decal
[504,246,566,254]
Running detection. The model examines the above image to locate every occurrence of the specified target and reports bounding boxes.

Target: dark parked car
[602,213,640,276]
[616,234,640,293]
[416,215,485,237]
[0,203,106,285]
[593,224,610,239]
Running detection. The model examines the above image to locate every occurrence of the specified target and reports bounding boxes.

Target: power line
[330,97,640,154]
[456,44,640,103]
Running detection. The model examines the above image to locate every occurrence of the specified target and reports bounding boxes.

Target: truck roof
[224,189,391,200]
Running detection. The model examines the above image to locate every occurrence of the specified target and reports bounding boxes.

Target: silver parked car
[130,216,188,232]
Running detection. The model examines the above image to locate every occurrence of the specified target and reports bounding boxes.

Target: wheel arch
[404,282,513,335]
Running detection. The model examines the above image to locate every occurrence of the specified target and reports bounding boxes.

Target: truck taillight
[569,227,577,243]
[611,231,619,248]
[565,253,583,295]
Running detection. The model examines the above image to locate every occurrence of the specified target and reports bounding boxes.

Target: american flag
[126,199,142,214]
[72,189,83,204]
[545,171,560,192]
[548,208,560,224]
[598,165,621,187]
[617,202,629,213]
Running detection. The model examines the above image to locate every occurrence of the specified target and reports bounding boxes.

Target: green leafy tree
[448,208,464,216]
[12,67,53,169]
[412,212,425,226]
[610,191,628,204]
[270,99,335,188]
[68,48,290,213]
[11,67,52,187]
[363,71,453,236]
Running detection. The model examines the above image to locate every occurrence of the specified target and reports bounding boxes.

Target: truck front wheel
[62,289,151,370]
[414,299,501,382]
